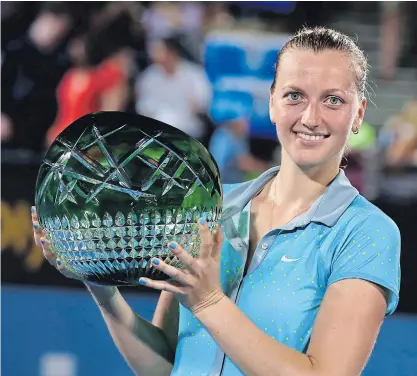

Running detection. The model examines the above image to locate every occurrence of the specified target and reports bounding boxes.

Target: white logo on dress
[281,255,303,262]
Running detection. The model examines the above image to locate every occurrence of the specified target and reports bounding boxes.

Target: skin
[137,40,204,118]
[270,49,366,175]
[33,49,389,376]
[149,41,179,75]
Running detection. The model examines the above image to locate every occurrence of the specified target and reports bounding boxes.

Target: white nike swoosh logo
[281,255,303,262]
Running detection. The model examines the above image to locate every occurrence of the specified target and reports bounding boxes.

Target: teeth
[296,133,326,141]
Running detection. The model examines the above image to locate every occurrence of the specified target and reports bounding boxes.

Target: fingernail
[40,239,45,246]
[31,207,35,213]
[199,218,206,226]
[56,259,61,266]
[33,224,38,230]
[139,278,147,285]
[169,242,176,249]
[152,258,160,265]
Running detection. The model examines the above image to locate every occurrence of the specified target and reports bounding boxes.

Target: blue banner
[2,286,417,376]
[204,30,291,139]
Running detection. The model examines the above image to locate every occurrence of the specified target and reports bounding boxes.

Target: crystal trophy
[34,112,222,285]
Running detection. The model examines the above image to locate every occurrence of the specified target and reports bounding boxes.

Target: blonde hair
[270,26,369,99]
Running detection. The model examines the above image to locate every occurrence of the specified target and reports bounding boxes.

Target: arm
[193,215,400,376]
[97,55,131,111]
[134,69,157,118]
[195,278,387,376]
[210,133,269,175]
[151,291,180,353]
[132,210,400,376]
[189,66,212,114]
[32,208,178,376]
[87,284,179,376]
[99,82,129,111]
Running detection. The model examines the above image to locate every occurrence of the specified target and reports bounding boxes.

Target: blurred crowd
[1,2,207,150]
[0,2,281,182]
[1,2,416,201]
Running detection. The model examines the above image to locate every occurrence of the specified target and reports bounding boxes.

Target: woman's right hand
[31,206,81,281]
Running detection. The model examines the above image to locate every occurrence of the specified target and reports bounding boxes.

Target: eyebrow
[282,85,349,95]
[282,85,305,92]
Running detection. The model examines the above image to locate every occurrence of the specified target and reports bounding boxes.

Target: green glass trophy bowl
[34,112,222,286]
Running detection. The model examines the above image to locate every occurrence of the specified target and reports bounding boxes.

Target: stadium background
[2,2,417,375]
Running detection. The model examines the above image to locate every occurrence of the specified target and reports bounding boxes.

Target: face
[68,37,87,65]
[32,12,71,50]
[150,41,173,66]
[269,49,366,171]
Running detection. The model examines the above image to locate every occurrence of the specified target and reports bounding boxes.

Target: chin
[294,160,323,171]
[291,150,325,167]
[295,151,343,172]
[291,152,334,170]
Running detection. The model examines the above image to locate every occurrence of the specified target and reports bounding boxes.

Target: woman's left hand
[139,218,225,313]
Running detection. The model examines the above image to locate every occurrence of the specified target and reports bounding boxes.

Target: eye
[326,96,343,105]
[286,92,302,101]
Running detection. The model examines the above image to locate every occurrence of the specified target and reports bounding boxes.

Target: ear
[352,97,367,132]
[269,93,276,125]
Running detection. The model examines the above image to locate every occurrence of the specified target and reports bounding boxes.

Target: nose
[301,102,321,129]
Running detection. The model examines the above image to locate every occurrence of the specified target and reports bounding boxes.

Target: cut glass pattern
[35,112,222,285]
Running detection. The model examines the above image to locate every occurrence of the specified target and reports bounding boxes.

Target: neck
[227,125,245,138]
[271,154,340,210]
[162,59,179,75]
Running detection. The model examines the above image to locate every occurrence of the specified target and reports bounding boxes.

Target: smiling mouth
[293,131,330,141]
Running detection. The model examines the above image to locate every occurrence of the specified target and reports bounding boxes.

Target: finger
[43,249,57,266]
[167,241,195,268]
[31,206,37,220]
[211,224,224,260]
[56,258,66,272]
[55,258,75,279]
[150,258,192,286]
[33,220,45,247]
[41,237,57,265]
[138,278,186,294]
[197,218,213,259]
[31,207,40,227]
[32,217,42,231]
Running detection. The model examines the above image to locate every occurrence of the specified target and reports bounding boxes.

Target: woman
[46,13,134,145]
[32,27,401,376]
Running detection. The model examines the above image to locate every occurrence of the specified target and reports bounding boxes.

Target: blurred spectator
[379,2,417,80]
[46,9,138,145]
[377,98,417,203]
[1,112,14,142]
[398,2,417,69]
[1,3,40,49]
[141,2,205,61]
[202,4,235,32]
[379,2,401,80]
[379,98,417,168]
[135,35,212,141]
[209,92,273,183]
[88,2,148,70]
[1,2,73,152]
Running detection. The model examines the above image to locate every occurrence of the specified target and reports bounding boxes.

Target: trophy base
[66,255,186,286]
